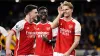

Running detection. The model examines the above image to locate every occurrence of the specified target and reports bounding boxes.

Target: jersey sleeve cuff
[75,35,81,36]
[11,29,16,35]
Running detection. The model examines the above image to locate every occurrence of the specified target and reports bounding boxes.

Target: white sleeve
[52,27,58,37]
[0,26,8,37]
[12,20,25,34]
[75,22,81,36]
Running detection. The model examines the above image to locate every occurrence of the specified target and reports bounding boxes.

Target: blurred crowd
[77,15,100,50]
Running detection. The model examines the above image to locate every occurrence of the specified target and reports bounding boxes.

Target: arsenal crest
[69,25,73,29]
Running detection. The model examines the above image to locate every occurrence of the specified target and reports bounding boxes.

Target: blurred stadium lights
[15,0,19,3]
[0,0,99,2]
[50,0,55,2]
[87,0,91,2]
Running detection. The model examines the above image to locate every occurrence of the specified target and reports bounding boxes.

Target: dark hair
[38,6,48,12]
[24,4,38,15]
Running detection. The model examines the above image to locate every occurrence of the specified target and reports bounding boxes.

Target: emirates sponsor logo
[36,32,49,38]
[26,31,36,38]
[60,28,71,36]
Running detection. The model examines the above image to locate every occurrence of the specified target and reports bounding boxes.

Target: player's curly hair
[38,6,48,12]
[60,1,74,9]
[24,4,38,15]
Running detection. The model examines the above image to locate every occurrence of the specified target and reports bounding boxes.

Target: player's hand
[57,5,64,15]
[63,52,70,56]
[6,49,13,56]
[42,34,49,43]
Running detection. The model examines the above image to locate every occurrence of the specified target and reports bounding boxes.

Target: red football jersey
[54,18,81,55]
[12,19,36,56]
[35,21,53,56]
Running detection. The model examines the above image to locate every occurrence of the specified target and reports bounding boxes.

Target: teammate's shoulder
[0,26,3,29]
[0,26,5,30]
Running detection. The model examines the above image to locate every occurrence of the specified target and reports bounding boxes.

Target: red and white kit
[12,19,36,56]
[35,21,53,56]
[54,18,81,56]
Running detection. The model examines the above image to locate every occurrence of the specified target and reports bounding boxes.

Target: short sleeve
[52,27,58,37]
[0,26,8,37]
[75,22,81,36]
[12,20,25,34]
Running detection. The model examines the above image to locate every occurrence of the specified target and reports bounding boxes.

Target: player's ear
[71,9,73,13]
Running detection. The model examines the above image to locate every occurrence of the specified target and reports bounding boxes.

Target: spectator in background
[0,30,16,56]
[83,47,89,56]
[0,26,8,37]
[0,26,8,51]
[91,49,98,56]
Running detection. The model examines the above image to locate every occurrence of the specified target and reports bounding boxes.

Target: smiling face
[29,9,38,21]
[60,1,73,18]
[39,9,48,20]
[62,5,73,18]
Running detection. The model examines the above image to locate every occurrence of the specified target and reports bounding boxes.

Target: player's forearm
[65,36,80,54]
[42,35,56,44]
[67,40,79,54]
[11,40,16,46]
[6,31,14,49]
[52,14,62,29]
[6,34,12,49]
[49,37,56,43]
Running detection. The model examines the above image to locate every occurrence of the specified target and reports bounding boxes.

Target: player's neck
[40,19,48,23]
[64,16,72,21]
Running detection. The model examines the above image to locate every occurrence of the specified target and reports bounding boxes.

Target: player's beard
[34,17,37,21]
[30,15,38,22]
[29,17,35,23]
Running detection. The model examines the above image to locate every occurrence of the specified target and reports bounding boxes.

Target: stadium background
[0,0,100,56]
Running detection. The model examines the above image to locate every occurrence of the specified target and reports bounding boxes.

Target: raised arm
[51,6,64,29]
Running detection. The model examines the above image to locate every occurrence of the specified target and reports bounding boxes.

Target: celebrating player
[6,4,38,56]
[34,6,53,56]
[52,1,81,56]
